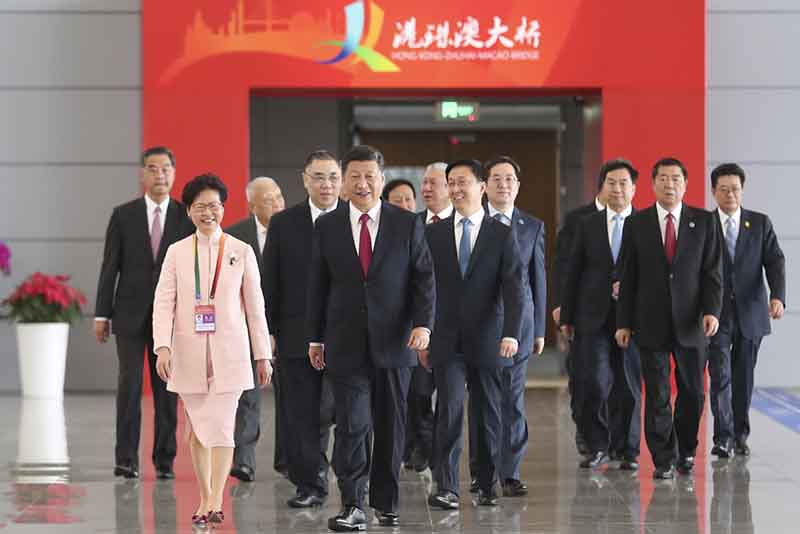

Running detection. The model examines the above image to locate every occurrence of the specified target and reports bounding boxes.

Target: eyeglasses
[304,172,342,184]
[716,186,741,196]
[488,175,518,185]
[191,202,223,213]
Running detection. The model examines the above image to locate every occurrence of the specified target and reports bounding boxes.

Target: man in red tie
[615,157,723,479]
[306,145,436,531]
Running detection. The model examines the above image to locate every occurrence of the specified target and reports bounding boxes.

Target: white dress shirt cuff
[95,317,109,322]
[502,337,519,345]
[309,342,324,348]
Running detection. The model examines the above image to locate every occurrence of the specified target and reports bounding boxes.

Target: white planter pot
[16,322,70,400]
[16,399,69,466]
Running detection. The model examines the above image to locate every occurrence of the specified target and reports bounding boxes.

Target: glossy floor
[1,388,798,533]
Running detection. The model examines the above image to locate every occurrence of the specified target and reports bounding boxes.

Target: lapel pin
[689,221,695,228]
[745,220,750,228]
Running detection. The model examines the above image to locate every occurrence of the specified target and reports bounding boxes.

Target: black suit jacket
[486,207,547,359]
[553,202,600,307]
[617,204,723,350]
[225,215,265,277]
[425,214,525,368]
[716,208,786,339]
[561,208,633,333]
[305,201,435,373]
[95,197,194,336]
[262,201,316,358]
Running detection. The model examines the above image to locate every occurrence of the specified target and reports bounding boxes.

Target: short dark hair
[711,163,746,188]
[382,179,417,200]
[141,146,175,167]
[597,158,639,190]
[303,149,338,170]
[182,173,228,207]
[484,156,521,177]
[652,157,688,180]
[446,159,484,182]
[341,145,384,174]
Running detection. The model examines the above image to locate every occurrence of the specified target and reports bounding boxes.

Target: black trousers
[575,330,641,456]
[280,357,336,497]
[115,332,177,469]
[435,357,503,495]
[405,366,435,462]
[565,341,583,430]
[640,342,707,468]
[272,359,289,473]
[233,359,261,471]
[709,310,762,444]
[330,366,411,512]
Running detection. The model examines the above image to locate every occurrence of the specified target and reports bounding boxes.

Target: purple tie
[151,206,162,259]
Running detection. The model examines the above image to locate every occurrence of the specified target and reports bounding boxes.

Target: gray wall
[707,0,799,386]
[0,0,141,392]
[1,1,797,389]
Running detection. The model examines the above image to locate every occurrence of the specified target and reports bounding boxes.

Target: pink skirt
[180,382,242,448]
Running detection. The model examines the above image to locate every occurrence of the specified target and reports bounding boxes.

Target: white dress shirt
[310,198,338,224]
[453,208,485,260]
[350,202,381,254]
[717,207,741,230]
[487,203,514,225]
[594,196,605,211]
[425,204,454,224]
[655,202,683,243]
[254,216,267,254]
[145,194,169,235]
[97,194,169,322]
[606,205,633,247]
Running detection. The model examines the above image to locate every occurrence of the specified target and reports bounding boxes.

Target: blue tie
[493,212,511,226]
[611,213,623,263]
[725,217,737,259]
[459,217,472,277]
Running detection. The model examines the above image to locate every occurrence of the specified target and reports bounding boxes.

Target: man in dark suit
[225,176,285,482]
[708,163,785,458]
[616,157,723,479]
[560,159,642,471]
[95,146,194,479]
[306,145,435,531]
[552,186,607,455]
[422,159,524,509]
[402,162,452,473]
[265,150,343,508]
[466,156,545,497]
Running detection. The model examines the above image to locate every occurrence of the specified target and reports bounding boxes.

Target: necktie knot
[431,214,441,223]
[462,217,472,228]
[493,212,510,226]
[359,213,370,225]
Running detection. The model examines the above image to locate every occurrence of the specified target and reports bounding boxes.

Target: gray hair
[425,162,448,173]
[246,176,279,202]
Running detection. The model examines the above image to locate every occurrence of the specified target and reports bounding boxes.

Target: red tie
[664,213,677,263]
[359,213,372,277]
[430,214,440,224]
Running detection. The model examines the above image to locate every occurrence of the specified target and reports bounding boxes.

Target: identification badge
[194,304,216,333]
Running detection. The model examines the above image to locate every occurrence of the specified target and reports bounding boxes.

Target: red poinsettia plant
[3,273,87,324]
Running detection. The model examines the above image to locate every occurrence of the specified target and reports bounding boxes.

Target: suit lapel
[245,216,264,272]
[442,216,460,275]
[465,216,492,279]
[647,205,670,267]
[338,204,364,276]
[137,198,155,266]
[735,209,753,266]
[596,209,615,265]
[367,202,391,278]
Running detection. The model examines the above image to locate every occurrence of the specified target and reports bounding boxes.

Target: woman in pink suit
[153,173,272,526]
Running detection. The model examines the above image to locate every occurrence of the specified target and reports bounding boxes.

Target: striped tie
[725,217,737,259]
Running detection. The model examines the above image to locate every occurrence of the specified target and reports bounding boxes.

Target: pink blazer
[153,229,272,394]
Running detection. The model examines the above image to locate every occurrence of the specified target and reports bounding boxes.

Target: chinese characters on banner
[391,15,541,62]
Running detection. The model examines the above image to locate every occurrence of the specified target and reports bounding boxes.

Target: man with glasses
[95,146,195,480]
[263,150,342,507]
[226,177,285,482]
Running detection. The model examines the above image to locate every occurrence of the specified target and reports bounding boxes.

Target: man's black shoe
[476,488,498,506]
[114,464,139,479]
[654,465,675,479]
[156,467,175,480]
[619,456,639,471]
[428,491,459,510]
[375,510,399,527]
[576,431,590,456]
[328,506,367,532]
[677,456,695,475]
[502,479,528,497]
[734,438,750,457]
[288,491,325,508]
[469,478,479,494]
[580,451,610,469]
[409,449,430,472]
[712,440,734,459]
[230,465,255,482]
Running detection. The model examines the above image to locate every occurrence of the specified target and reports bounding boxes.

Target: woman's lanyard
[194,234,225,332]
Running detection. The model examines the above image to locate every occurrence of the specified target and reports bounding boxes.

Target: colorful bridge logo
[318,0,399,72]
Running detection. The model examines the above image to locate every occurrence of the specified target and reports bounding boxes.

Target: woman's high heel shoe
[208,510,224,524]
[191,513,208,526]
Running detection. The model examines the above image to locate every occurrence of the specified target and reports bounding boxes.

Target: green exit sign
[436,100,480,122]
